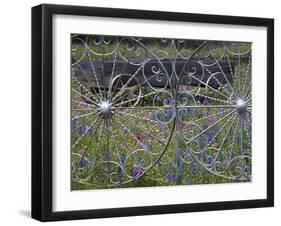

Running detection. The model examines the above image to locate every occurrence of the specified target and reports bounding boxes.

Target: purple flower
[137,157,142,165]
[208,116,217,124]
[202,123,208,130]
[85,125,92,135]
[177,175,183,184]
[230,151,235,160]
[164,166,168,175]
[79,156,93,168]
[133,167,144,177]
[213,142,219,148]
[184,149,191,157]
[135,134,144,142]
[176,148,184,159]
[79,148,85,155]
[156,160,162,167]
[77,127,84,136]
[159,125,165,133]
[185,125,191,132]
[223,160,229,167]
[72,120,76,130]
[202,97,209,105]
[166,174,175,183]
[120,141,126,150]
[243,150,249,156]
[123,128,128,135]
[84,93,92,102]
[166,97,172,105]
[80,102,89,109]
[122,108,131,113]
[185,85,192,91]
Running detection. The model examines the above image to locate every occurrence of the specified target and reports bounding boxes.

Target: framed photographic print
[31,4,274,221]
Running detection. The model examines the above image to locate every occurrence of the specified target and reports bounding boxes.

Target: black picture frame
[31,3,274,222]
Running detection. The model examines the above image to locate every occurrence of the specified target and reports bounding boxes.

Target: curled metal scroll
[71,35,252,189]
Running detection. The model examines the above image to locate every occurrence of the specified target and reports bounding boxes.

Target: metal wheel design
[71,35,251,189]
[174,41,252,182]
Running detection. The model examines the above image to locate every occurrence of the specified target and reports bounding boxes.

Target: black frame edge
[41,3,273,26]
[31,4,53,221]
[266,19,274,207]
[31,3,274,222]
[31,5,43,221]
[47,199,271,221]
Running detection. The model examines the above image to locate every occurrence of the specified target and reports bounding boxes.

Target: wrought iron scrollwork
[71,35,252,189]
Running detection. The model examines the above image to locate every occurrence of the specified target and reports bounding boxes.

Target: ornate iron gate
[71,35,252,189]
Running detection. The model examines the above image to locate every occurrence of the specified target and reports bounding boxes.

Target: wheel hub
[98,101,112,117]
[235,99,247,114]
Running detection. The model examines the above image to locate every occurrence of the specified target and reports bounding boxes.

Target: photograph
[71,34,252,190]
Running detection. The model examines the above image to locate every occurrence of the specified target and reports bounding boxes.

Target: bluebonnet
[77,126,84,136]
[177,175,183,184]
[207,155,213,165]
[164,109,173,121]
[230,151,235,160]
[137,157,142,165]
[176,148,184,158]
[166,97,172,105]
[207,134,213,143]
[78,125,90,136]
[234,176,240,182]
[202,97,209,105]
[164,166,168,175]
[189,108,194,116]
[156,159,162,168]
[85,125,92,135]
[79,156,93,168]
[199,137,207,149]
[79,158,88,167]
[166,174,175,183]
[243,150,249,156]
[190,157,200,176]
[72,120,76,130]
[133,167,144,177]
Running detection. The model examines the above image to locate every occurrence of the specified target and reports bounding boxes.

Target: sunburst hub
[235,98,247,114]
[98,101,112,117]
